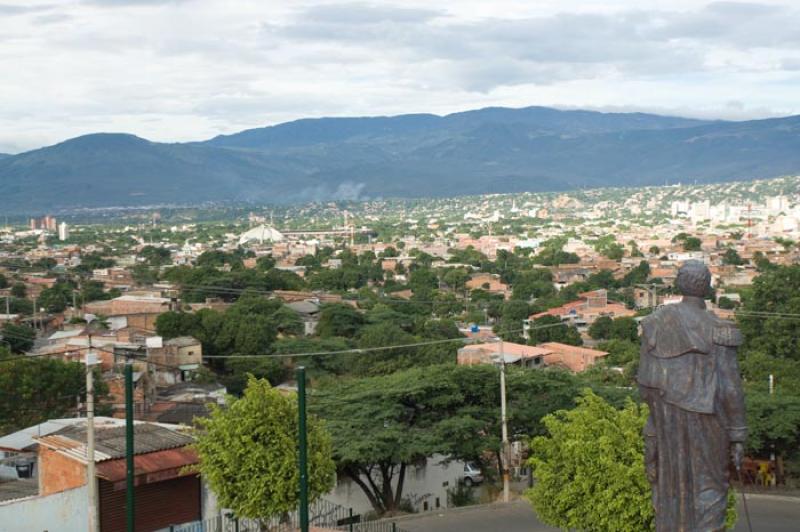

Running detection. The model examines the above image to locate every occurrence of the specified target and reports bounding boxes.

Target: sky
[2,0,800,153]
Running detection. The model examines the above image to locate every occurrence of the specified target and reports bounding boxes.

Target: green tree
[155,311,201,339]
[589,316,613,340]
[621,261,651,287]
[534,238,580,266]
[602,243,625,260]
[312,365,498,514]
[255,255,276,271]
[34,258,57,271]
[0,357,108,434]
[528,315,583,346]
[527,390,654,530]
[354,322,424,375]
[597,339,639,367]
[195,377,335,521]
[220,357,288,396]
[738,265,800,359]
[316,303,364,338]
[610,317,639,342]
[11,282,26,299]
[442,268,470,291]
[683,237,702,251]
[81,280,114,303]
[38,282,74,313]
[496,300,530,341]
[139,245,172,267]
[511,269,555,301]
[745,390,800,465]
[723,248,744,266]
[273,337,353,378]
[1,323,36,353]
[76,252,115,273]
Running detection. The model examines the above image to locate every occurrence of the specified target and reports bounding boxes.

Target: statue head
[676,260,711,298]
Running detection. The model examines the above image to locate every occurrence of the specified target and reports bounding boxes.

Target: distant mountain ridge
[1,106,799,213]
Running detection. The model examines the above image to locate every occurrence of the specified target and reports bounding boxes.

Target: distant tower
[58,222,69,241]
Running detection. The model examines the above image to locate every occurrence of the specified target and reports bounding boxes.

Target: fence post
[392,523,397,532]
[348,508,354,532]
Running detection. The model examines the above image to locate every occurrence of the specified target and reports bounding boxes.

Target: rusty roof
[95,446,198,483]
[37,422,193,464]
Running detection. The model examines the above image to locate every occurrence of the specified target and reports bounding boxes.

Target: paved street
[397,495,800,531]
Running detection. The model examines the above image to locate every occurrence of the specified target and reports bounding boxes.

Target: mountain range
[2,106,800,213]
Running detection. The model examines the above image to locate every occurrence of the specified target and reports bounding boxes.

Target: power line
[7,306,800,368]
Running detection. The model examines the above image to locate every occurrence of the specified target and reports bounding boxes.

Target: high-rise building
[58,222,69,241]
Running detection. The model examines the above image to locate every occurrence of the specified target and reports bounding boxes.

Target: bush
[527,390,653,531]
[447,483,476,508]
[527,390,736,531]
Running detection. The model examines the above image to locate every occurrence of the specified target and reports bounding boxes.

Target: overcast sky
[2,0,800,153]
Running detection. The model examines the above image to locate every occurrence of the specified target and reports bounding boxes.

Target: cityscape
[2,1,800,531]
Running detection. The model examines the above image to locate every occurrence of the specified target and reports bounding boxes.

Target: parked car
[462,462,484,486]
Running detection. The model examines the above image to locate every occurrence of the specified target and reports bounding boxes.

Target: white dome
[238,225,285,245]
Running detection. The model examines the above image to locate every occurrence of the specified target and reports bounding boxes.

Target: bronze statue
[638,260,746,532]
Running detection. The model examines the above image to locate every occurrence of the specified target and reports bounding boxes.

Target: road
[397,495,800,531]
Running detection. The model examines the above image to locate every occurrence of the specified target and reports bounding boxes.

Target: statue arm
[639,384,658,483]
[643,413,658,483]
[715,327,747,443]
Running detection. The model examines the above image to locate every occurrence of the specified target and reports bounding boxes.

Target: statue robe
[638,297,747,532]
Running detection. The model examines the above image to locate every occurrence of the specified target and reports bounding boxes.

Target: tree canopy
[0,354,108,434]
[312,364,584,515]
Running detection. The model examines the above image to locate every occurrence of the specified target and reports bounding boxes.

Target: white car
[462,463,484,486]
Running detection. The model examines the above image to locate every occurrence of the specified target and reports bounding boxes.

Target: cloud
[82,0,191,6]
[0,3,55,15]
[298,2,441,24]
[2,0,800,153]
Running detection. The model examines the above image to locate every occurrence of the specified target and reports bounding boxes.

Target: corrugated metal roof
[95,447,198,483]
[37,423,194,463]
[0,418,87,451]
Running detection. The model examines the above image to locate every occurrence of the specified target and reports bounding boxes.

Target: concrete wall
[325,455,467,516]
[0,485,87,532]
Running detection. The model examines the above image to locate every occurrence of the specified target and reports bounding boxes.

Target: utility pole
[297,367,309,532]
[770,374,777,486]
[125,357,135,532]
[86,333,98,532]
[32,295,37,330]
[5,295,9,316]
[498,340,510,503]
